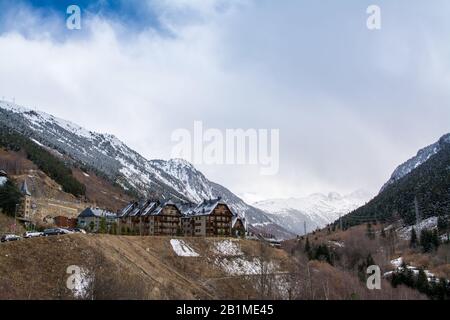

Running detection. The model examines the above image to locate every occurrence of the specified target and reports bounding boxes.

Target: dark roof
[119,198,235,218]
[20,180,31,196]
[78,208,117,219]
[182,198,235,217]
[118,200,181,218]
[232,216,245,228]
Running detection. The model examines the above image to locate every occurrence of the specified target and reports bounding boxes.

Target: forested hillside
[0,127,86,197]
[342,140,450,228]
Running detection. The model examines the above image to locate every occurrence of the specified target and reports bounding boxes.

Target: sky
[0,0,449,203]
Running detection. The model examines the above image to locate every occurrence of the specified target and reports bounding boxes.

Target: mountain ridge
[253,190,371,235]
[0,100,294,239]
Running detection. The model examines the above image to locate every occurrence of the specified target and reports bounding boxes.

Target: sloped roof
[20,179,31,196]
[78,208,117,219]
[118,200,181,218]
[232,216,244,228]
[118,202,135,217]
[184,198,234,217]
[148,200,180,216]
[119,198,235,218]
[141,201,158,216]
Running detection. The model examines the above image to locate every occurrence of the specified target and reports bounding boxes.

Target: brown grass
[0,234,292,300]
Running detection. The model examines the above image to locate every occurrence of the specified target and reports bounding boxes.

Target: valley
[0,101,449,300]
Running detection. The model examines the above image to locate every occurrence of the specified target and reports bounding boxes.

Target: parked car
[1,234,21,243]
[23,231,44,239]
[68,228,86,234]
[43,228,69,236]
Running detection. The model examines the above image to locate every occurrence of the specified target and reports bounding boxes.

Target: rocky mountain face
[0,100,294,239]
[253,191,371,235]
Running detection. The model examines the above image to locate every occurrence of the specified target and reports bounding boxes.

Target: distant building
[181,199,234,237]
[118,198,244,238]
[118,200,183,236]
[77,208,117,232]
[19,179,32,220]
[232,216,246,237]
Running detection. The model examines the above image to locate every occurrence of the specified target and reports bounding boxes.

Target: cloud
[0,0,449,202]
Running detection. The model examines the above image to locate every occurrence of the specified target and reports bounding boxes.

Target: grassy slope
[0,234,292,300]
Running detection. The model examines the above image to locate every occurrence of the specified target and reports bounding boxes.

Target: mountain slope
[254,191,370,235]
[0,100,294,239]
[381,134,450,192]
[343,133,450,228]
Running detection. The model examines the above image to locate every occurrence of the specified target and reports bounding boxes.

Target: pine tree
[366,253,375,267]
[416,268,429,294]
[0,180,23,216]
[431,229,440,249]
[420,229,434,252]
[410,228,418,248]
[437,216,448,232]
[99,217,107,234]
[366,223,375,240]
[304,237,311,259]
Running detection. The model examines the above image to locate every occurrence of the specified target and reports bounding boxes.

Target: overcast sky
[0,0,449,203]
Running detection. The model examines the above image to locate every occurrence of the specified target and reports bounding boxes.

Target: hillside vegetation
[0,127,86,197]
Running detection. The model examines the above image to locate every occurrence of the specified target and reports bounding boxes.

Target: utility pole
[304,221,307,235]
[414,196,421,225]
[339,215,343,230]
[14,204,19,234]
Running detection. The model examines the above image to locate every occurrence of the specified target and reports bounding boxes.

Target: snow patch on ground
[398,217,438,240]
[214,257,278,276]
[391,257,403,268]
[386,257,439,282]
[213,240,243,256]
[68,268,92,299]
[328,240,345,248]
[170,239,200,257]
[31,138,44,147]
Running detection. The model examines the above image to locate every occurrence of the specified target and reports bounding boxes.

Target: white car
[1,234,21,243]
[23,231,44,239]
[58,228,73,234]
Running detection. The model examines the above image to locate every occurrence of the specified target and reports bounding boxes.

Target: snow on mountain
[0,176,7,187]
[381,134,450,192]
[253,190,371,235]
[0,100,294,239]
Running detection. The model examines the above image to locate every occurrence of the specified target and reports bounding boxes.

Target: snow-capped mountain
[253,190,371,235]
[0,100,294,239]
[381,134,450,192]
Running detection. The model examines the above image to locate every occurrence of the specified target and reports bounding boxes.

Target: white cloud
[1,0,450,201]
